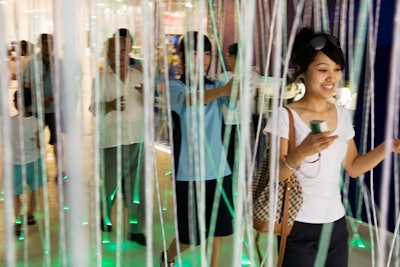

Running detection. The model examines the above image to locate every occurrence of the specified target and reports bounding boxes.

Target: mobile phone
[310,120,328,134]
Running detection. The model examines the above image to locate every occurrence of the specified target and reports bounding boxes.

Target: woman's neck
[296,98,333,114]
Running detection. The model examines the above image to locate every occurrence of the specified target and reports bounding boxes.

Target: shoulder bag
[252,106,303,267]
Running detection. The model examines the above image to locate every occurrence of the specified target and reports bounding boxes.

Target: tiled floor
[0,139,245,267]
[1,139,399,267]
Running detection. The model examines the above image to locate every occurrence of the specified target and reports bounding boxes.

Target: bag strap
[284,106,296,152]
[277,106,296,267]
[277,179,291,267]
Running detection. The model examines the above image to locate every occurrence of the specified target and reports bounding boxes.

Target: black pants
[44,113,57,145]
[221,124,237,171]
[280,217,349,267]
[175,176,234,245]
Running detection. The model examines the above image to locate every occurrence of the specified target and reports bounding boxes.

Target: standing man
[89,29,146,245]
[22,33,63,181]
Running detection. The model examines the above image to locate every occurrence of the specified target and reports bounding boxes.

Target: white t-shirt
[218,70,259,125]
[10,116,40,164]
[263,105,355,223]
[91,66,144,148]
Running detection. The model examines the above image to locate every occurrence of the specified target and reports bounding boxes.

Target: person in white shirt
[264,27,400,267]
[22,34,64,181]
[89,29,146,246]
[218,43,259,170]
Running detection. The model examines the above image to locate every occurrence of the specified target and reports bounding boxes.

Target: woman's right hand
[225,78,240,100]
[297,131,338,157]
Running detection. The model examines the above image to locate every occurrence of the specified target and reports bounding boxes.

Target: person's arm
[89,96,126,115]
[273,128,338,181]
[88,74,126,115]
[105,96,126,113]
[184,78,237,106]
[274,135,297,182]
[344,138,400,178]
[36,131,40,150]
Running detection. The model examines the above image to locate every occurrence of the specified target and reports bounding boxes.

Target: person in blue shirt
[160,31,236,267]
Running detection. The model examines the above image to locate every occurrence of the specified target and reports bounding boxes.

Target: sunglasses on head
[309,35,340,50]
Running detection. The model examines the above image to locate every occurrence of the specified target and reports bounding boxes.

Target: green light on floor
[165,170,172,176]
[102,258,117,267]
[162,207,167,211]
[82,221,88,225]
[104,241,136,252]
[241,254,252,265]
[133,192,140,204]
[105,217,112,226]
[349,234,368,248]
[110,189,117,202]
[130,212,138,224]
[177,252,250,266]
[102,236,110,244]
[44,250,49,254]
[63,206,70,210]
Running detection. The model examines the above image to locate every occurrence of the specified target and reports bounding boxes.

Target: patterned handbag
[252,106,303,266]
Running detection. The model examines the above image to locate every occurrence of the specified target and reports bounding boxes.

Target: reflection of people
[18,40,34,74]
[98,29,142,72]
[22,33,63,181]
[8,44,16,81]
[89,30,147,246]
[114,28,143,72]
[264,27,400,267]
[160,31,236,267]
[11,88,47,236]
[218,43,259,170]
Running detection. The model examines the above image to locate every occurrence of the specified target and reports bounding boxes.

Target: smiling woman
[263,26,400,267]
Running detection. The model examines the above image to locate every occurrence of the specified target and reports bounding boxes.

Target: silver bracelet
[282,155,299,171]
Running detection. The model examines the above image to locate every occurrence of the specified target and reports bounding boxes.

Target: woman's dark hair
[178,31,212,61]
[228,43,238,57]
[292,27,345,79]
[19,40,33,56]
[38,33,53,47]
[178,31,214,84]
